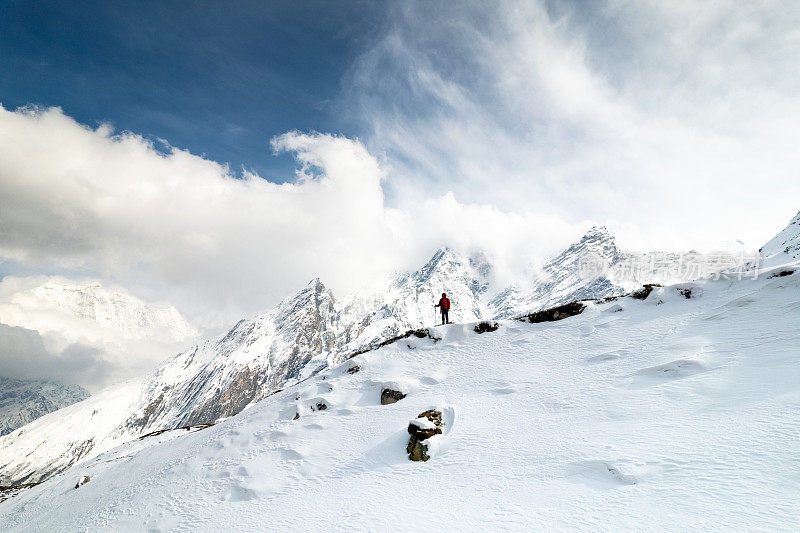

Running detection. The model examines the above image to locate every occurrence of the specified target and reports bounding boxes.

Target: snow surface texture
[0,376,89,436]
[1,264,798,530]
[1,227,714,486]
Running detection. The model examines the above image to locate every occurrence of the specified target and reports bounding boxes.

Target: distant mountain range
[0,377,89,436]
[2,279,198,343]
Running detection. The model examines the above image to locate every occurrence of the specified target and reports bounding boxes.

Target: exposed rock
[0,377,90,436]
[630,284,662,300]
[293,412,300,420]
[517,301,586,323]
[407,409,444,462]
[474,321,499,334]
[346,364,361,374]
[678,288,693,299]
[768,270,794,278]
[380,389,407,405]
[347,328,441,359]
[0,483,38,503]
[314,402,328,411]
[138,423,215,441]
[74,475,90,489]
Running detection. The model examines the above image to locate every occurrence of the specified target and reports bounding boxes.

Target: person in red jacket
[435,292,451,325]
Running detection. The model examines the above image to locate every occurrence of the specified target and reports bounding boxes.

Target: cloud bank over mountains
[0,106,579,330]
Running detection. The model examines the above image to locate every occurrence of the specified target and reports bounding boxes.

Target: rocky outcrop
[380,389,406,405]
[517,301,586,323]
[473,321,499,334]
[347,328,439,359]
[630,284,662,300]
[407,410,444,461]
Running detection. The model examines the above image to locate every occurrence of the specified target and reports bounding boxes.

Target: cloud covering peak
[0,105,580,328]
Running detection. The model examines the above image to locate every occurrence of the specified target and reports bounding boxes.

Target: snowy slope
[0,230,718,486]
[1,264,797,530]
[760,210,800,268]
[0,376,89,436]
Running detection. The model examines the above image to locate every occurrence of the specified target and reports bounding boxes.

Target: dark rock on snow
[407,409,444,462]
[629,284,662,300]
[381,389,407,405]
[517,301,586,323]
[474,321,499,334]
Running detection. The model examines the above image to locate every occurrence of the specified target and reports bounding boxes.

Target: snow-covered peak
[581,224,613,242]
[759,211,800,268]
[554,225,619,265]
[26,280,198,342]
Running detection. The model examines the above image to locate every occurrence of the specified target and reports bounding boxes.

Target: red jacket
[438,297,450,311]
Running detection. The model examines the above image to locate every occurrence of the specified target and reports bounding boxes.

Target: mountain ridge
[0,223,767,485]
[0,376,90,436]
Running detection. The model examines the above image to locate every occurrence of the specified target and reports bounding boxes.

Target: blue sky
[0,0,385,179]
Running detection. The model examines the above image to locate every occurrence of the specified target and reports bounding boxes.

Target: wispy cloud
[345,0,800,251]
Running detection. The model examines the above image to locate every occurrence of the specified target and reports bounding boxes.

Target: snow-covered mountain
[0,278,201,393]
[489,225,743,318]
[0,226,752,486]
[760,210,800,268]
[1,233,797,529]
[1,280,198,343]
[0,377,89,436]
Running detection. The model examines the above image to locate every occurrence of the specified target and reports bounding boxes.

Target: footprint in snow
[585,349,627,364]
[222,481,259,502]
[567,460,638,488]
[626,358,710,388]
[279,448,305,461]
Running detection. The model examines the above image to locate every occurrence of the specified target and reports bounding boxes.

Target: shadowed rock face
[125,278,339,434]
[518,301,586,323]
[0,377,90,436]
[629,283,665,300]
[474,321,499,334]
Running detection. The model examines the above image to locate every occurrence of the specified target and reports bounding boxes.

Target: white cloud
[0,105,581,336]
[345,0,800,252]
[0,323,112,391]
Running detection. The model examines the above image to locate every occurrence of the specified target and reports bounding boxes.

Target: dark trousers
[441,309,449,324]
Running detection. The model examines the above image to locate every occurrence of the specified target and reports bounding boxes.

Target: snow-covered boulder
[407,409,444,461]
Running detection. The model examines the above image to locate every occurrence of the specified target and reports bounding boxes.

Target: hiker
[435,292,451,325]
